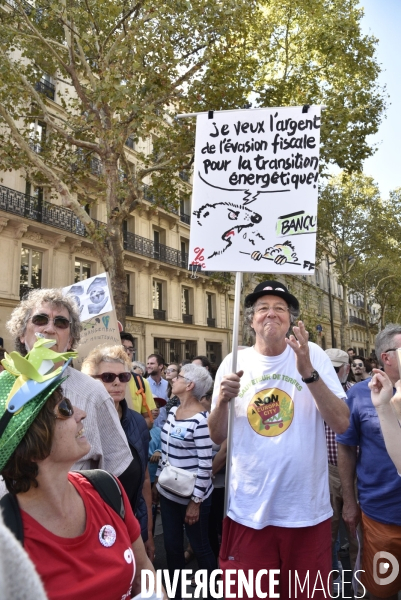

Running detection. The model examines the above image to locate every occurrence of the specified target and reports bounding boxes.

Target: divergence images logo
[373,552,399,586]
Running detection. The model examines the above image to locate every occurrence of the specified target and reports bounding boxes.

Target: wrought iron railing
[0,183,216,278]
[349,316,366,327]
[34,80,55,101]
[0,183,103,237]
[182,314,193,324]
[143,184,178,215]
[125,304,134,317]
[207,318,216,328]
[180,212,190,225]
[123,230,188,269]
[153,309,166,321]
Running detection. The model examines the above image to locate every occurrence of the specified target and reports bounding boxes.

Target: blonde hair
[81,344,131,377]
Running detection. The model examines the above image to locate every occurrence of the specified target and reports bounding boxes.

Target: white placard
[63,272,113,321]
[189,106,321,274]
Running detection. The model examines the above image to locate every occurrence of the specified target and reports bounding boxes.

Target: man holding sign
[209,281,349,598]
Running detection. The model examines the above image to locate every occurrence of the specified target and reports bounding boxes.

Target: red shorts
[219,517,332,599]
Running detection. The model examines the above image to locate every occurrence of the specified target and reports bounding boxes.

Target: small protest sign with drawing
[189,106,321,274]
[63,273,121,370]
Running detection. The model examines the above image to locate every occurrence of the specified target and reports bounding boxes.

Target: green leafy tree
[0,0,385,323]
[317,172,400,349]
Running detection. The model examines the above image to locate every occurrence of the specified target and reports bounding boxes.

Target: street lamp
[326,255,336,347]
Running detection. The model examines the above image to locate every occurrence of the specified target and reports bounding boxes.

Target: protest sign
[189,106,321,274]
[63,273,121,370]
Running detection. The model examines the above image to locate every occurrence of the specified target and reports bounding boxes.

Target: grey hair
[6,288,81,355]
[131,361,146,375]
[81,344,131,377]
[181,363,213,401]
[244,301,300,339]
[375,324,401,366]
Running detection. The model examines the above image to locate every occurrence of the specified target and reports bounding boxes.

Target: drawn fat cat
[193,202,263,259]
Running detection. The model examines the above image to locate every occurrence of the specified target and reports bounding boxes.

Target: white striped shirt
[156,406,213,505]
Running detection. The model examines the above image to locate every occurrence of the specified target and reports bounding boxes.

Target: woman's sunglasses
[94,372,132,383]
[55,397,74,419]
[30,313,71,330]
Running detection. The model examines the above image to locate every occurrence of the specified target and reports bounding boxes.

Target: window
[74,260,91,282]
[182,287,193,323]
[206,342,222,366]
[181,239,188,267]
[126,273,134,316]
[153,280,166,320]
[153,228,166,260]
[315,270,320,287]
[29,120,46,153]
[20,248,42,291]
[182,288,190,315]
[206,293,216,327]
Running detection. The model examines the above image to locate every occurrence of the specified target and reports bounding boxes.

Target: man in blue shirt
[146,354,169,401]
[337,324,401,600]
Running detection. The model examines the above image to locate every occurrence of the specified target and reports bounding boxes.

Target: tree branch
[0,104,95,229]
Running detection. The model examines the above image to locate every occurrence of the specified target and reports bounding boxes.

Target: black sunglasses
[352,362,364,367]
[55,397,74,419]
[94,372,132,383]
[30,313,71,330]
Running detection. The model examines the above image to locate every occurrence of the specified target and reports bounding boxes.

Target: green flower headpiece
[0,337,77,471]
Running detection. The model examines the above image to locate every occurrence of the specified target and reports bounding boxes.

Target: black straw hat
[245,280,299,310]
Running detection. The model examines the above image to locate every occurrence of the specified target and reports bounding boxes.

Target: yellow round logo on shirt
[247,388,294,437]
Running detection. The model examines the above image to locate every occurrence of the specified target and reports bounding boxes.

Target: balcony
[125,304,134,317]
[34,80,55,101]
[123,230,188,269]
[0,183,104,237]
[180,212,190,225]
[182,314,193,324]
[125,137,135,151]
[143,184,178,216]
[179,170,190,183]
[153,309,166,321]
[349,316,366,327]
[207,318,216,328]
[0,182,212,276]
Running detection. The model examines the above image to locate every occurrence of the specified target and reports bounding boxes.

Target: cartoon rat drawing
[251,240,299,265]
[193,202,262,259]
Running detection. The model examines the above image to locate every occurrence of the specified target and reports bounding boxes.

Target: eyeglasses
[94,372,132,383]
[175,373,191,383]
[123,346,134,354]
[29,313,71,329]
[384,348,401,354]
[166,368,178,374]
[352,362,364,367]
[54,397,74,419]
[255,305,289,315]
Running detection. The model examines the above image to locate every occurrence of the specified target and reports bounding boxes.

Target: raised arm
[370,370,401,473]
[286,322,349,434]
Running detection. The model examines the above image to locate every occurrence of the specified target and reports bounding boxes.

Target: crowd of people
[0,282,400,600]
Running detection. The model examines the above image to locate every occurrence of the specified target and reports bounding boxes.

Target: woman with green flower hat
[0,339,162,600]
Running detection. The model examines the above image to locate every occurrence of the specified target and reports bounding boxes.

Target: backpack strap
[0,492,24,544]
[78,469,125,520]
[133,372,153,422]
[0,470,125,546]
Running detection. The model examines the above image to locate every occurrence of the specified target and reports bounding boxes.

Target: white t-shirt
[212,343,345,529]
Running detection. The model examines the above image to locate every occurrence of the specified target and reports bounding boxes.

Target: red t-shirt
[22,472,141,600]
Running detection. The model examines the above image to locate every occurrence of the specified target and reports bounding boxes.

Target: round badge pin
[99,524,117,547]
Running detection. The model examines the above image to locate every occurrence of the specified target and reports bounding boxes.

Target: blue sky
[360,0,401,199]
